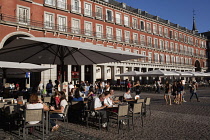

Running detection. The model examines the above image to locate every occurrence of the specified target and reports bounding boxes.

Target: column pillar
[131,67,134,81]
[81,65,85,81]
[68,65,72,82]
[102,65,107,81]
[92,64,97,83]
[122,66,126,80]
[112,66,117,81]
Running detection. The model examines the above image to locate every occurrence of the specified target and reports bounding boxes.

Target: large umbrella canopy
[171,71,193,77]
[138,70,180,77]
[115,71,143,77]
[185,71,204,77]
[0,37,146,84]
[0,61,51,73]
[197,72,210,77]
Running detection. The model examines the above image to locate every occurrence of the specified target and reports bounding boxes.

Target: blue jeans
[190,91,199,101]
[50,114,62,127]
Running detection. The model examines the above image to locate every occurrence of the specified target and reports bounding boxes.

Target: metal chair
[144,98,151,116]
[49,104,70,131]
[108,104,130,133]
[19,109,44,140]
[130,103,143,129]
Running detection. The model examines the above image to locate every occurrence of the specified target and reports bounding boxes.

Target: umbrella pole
[60,47,65,91]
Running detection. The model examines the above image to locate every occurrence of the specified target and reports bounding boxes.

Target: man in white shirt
[104,92,113,107]
[38,81,44,95]
[93,94,107,127]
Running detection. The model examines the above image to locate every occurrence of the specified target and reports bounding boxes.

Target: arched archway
[0,31,34,48]
[195,60,201,72]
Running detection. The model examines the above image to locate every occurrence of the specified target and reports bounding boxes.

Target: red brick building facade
[0,0,207,84]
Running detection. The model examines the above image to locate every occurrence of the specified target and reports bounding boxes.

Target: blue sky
[117,0,210,33]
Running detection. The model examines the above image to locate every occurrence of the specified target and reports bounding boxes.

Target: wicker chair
[43,97,51,104]
[130,103,143,129]
[49,104,70,131]
[19,109,44,140]
[108,104,130,134]
[144,98,151,116]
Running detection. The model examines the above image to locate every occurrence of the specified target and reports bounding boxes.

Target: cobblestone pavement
[1,87,210,140]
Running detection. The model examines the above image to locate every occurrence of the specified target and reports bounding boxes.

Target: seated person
[124,89,132,100]
[93,94,107,128]
[51,91,61,109]
[109,89,115,101]
[50,91,68,132]
[72,88,84,102]
[104,91,114,107]
[27,93,49,124]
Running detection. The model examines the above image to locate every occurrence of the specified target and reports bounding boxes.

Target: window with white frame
[175,32,178,40]
[147,36,152,47]
[164,28,168,37]
[196,49,199,55]
[132,18,138,29]
[115,12,121,24]
[169,30,173,39]
[71,0,81,13]
[95,6,102,19]
[179,33,183,41]
[201,41,204,48]
[124,31,130,43]
[106,9,113,22]
[180,57,184,64]
[96,24,103,38]
[159,26,163,36]
[154,38,158,48]
[166,55,170,64]
[180,44,183,53]
[106,26,113,39]
[84,2,92,16]
[146,22,151,33]
[17,6,30,25]
[154,53,159,63]
[57,15,67,32]
[191,48,194,55]
[160,54,164,64]
[190,37,193,45]
[57,0,66,9]
[140,35,145,46]
[153,24,157,34]
[195,39,198,46]
[133,33,138,44]
[171,55,175,64]
[170,42,174,51]
[140,20,145,30]
[188,47,191,55]
[185,58,188,64]
[72,18,80,34]
[84,21,92,36]
[184,35,187,42]
[187,36,190,44]
[45,0,56,6]
[189,58,192,65]
[159,40,164,50]
[175,43,178,52]
[184,46,187,54]
[124,15,129,27]
[142,51,146,62]
[165,41,169,50]
[176,56,180,64]
[44,12,54,29]
[148,52,152,63]
[116,29,122,41]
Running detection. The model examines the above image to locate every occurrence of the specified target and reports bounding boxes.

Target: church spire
[192,9,198,33]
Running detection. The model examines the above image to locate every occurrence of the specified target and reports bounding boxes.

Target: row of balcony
[0,13,206,59]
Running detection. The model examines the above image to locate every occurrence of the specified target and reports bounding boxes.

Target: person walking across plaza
[164,81,172,105]
[46,80,53,97]
[190,81,200,102]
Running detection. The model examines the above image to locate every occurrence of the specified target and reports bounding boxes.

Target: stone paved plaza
[1,87,210,140]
